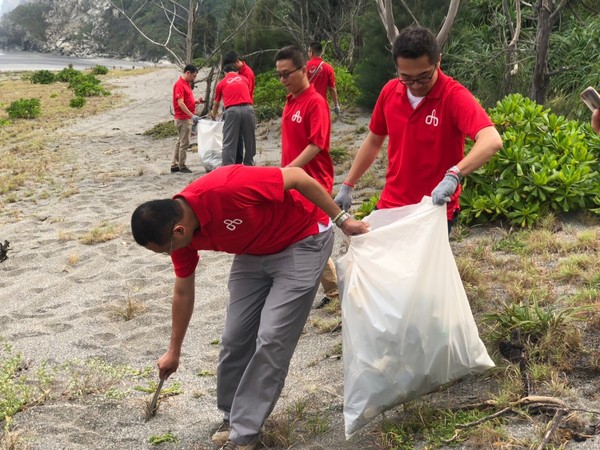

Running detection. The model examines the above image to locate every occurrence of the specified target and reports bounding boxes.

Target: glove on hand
[192,114,201,123]
[334,183,354,211]
[333,104,341,115]
[431,173,459,205]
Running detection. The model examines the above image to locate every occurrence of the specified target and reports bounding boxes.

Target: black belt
[225,103,252,110]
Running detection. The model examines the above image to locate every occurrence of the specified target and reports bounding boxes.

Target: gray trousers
[217,228,334,444]
[222,105,256,166]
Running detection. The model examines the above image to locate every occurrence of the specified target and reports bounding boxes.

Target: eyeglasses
[161,221,175,256]
[275,66,303,80]
[398,67,436,86]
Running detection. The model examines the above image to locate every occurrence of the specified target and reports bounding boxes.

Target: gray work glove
[333,104,341,115]
[431,173,460,205]
[334,183,353,211]
[192,114,201,123]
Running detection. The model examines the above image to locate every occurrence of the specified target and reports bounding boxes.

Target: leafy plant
[69,96,86,108]
[143,120,177,139]
[253,72,286,122]
[91,65,109,75]
[461,94,600,227]
[56,67,82,83]
[149,431,177,445]
[354,194,380,220]
[30,70,55,84]
[6,98,41,119]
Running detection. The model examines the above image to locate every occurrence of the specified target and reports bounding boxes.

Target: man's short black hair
[223,64,238,73]
[183,64,198,74]
[223,51,239,66]
[392,26,440,64]
[309,42,323,54]
[274,46,306,70]
[131,199,183,246]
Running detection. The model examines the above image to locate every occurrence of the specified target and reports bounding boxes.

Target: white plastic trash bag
[337,196,495,439]
[197,119,223,172]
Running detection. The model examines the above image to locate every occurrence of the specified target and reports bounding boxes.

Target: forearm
[345,132,386,185]
[455,126,502,176]
[168,276,195,356]
[210,102,220,118]
[286,144,321,168]
[177,99,194,117]
[282,167,343,220]
[329,87,339,106]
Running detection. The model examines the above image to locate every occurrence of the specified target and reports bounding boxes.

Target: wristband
[446,165,463,181]
[335,212,351,228]
[342,181,355,188]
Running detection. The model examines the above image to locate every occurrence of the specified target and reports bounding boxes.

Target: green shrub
[69,96,86,108]
[69,74,109,97]
[91,65,109,75]
[253,72,286,122]
[30,70,55,84]
[56,67,81,83]
[333,65,359,106]
[461,93,600,228]
[6,98,41,119]
[142,120,177,139]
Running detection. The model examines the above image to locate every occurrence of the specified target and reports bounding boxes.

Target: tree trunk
[530,0,552,104]
[186,0,195,64]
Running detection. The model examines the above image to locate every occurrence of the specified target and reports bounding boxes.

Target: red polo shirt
[171,165,321,278]
[370,69,493,219]
[281,85,332,224]
[215,72,252,108]
[307,56,336,100]
[173,77,196,120]
[237,62,255,98]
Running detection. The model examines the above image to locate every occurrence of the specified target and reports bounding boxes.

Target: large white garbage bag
[197,119,223,172]
[337,197,495,438]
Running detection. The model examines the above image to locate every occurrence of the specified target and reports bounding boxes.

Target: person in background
[335,26,502,233]
[210,64,256,166]
[592,108,600,134]
[307,41,341,115]
[171,64,204,174]
[275,45,339,309]
[223,51,256,164]
[130,165,369,450]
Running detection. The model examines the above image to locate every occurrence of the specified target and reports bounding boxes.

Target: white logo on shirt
[227,76,243,84]
[291,110,302,123]
[425,109,439,126]
[224,219,243,231]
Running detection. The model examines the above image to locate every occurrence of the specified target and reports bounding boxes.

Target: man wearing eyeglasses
[274,45,340,310]
[335,26,502,231]
[131,165,369,450]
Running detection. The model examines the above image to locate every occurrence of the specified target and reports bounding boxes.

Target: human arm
[431,126,503,205]
[177,98,196,118]
[334,131,386,210]
[282,167,370,236]
[157,274,195,380]
[209,101,220,120]
[592,109,600,134]
[285,144,321,168]
[329,86,340,113]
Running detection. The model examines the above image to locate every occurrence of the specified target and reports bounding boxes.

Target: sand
[0,67,374,449]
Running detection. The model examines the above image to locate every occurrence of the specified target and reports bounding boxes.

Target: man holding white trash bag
[334,26,502,230]
[333,26,501,438]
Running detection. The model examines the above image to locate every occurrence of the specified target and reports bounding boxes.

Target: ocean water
[0,50,162,72]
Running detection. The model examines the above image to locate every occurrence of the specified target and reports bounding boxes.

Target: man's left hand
[431,173,460,205]
[341,218,370,236]
[333,104,341,115]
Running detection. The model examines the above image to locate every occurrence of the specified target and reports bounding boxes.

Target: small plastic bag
[197,119,223,172]
[337,197,494,438]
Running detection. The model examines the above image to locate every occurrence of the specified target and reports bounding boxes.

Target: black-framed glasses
[275,66,304,80]
[161,221,175,256]
[398,66,437,86]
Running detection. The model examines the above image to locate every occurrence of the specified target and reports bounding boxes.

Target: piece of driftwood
[0,240,10,262]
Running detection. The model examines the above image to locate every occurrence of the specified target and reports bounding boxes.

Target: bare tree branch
[437,0,460,49]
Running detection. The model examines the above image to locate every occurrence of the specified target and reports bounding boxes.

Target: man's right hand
[334,183,354,211]
[157,350,180,380]
[192,114,201,123]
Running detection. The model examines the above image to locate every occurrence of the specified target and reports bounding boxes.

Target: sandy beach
[0,67,377,449]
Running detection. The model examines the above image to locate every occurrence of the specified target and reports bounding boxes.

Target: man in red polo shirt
[210,65,256,166]
[335,26,502,232]
[223,51,256,164]
[275,45,339,309]
[307,41,340,115]
[131,165,369,450]
[172,64,203,174]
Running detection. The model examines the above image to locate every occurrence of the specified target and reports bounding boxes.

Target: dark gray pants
[222,105,256,166]
[217,229,334,444]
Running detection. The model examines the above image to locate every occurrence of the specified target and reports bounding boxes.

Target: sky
[1,0,27,17]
